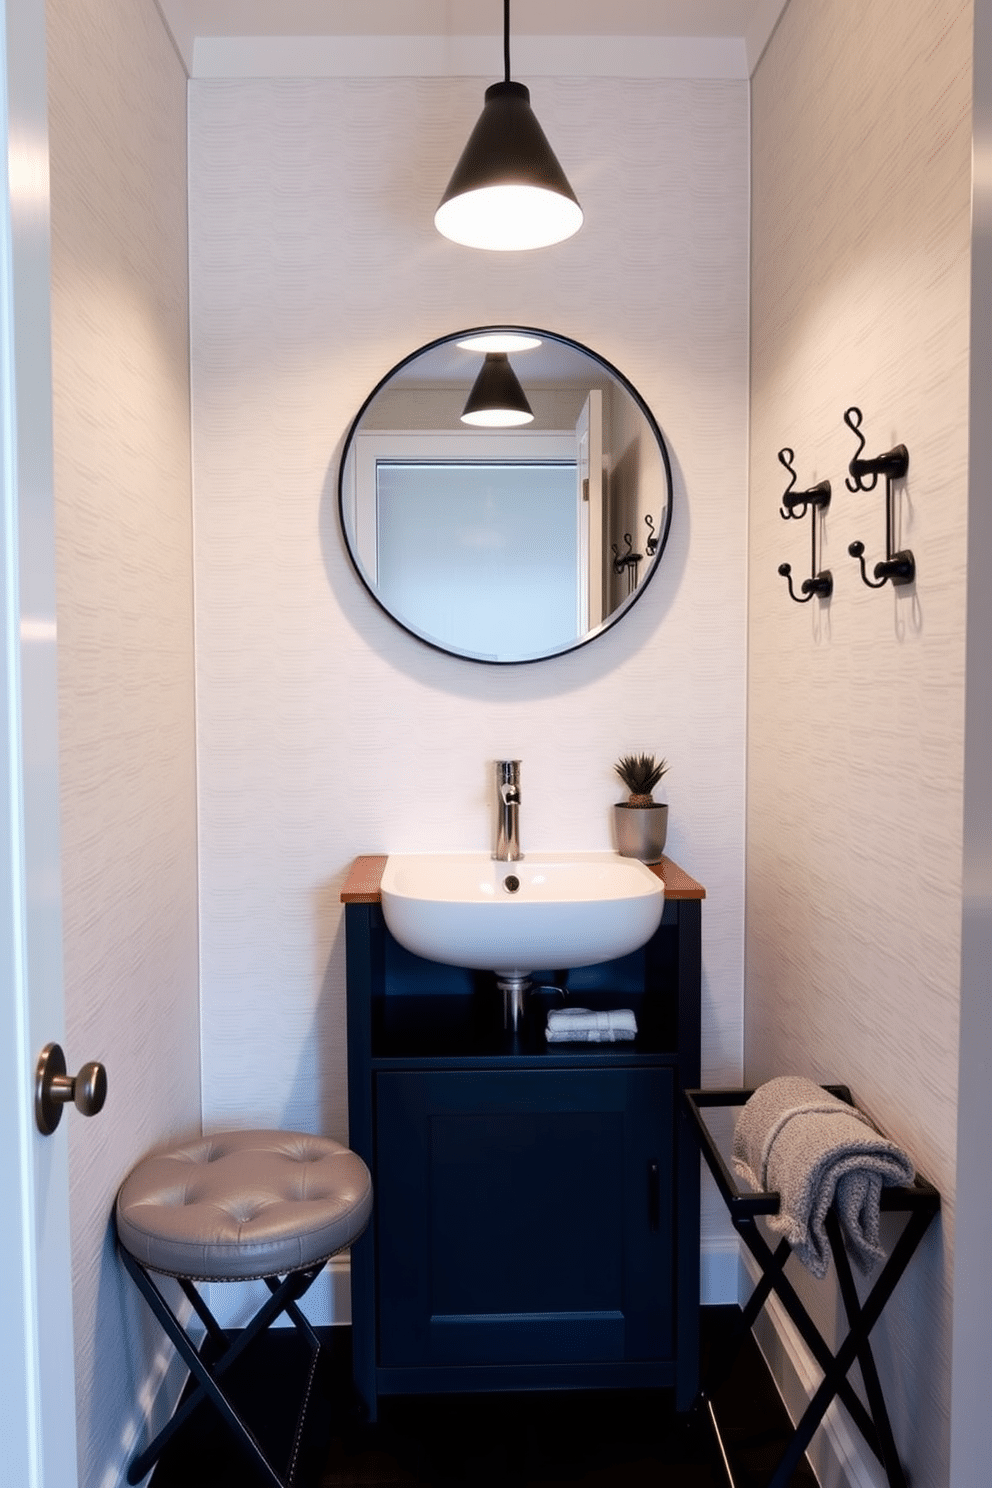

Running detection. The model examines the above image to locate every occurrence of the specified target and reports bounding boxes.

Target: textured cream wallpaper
[47,0,200,1481]
[188,75,749,1280]
[748,2,972,1483]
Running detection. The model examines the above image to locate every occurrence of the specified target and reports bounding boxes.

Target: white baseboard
[739,1249,885,1488]
[701,1238,741,1304]
[324,1252,352,1324]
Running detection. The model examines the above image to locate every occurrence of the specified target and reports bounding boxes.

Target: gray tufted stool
[116,1129,372,1488]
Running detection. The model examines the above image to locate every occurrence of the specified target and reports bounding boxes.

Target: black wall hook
[843,407,914,587]
[777,448,832,603]
[645,513,659,556]
[844,407,879,492]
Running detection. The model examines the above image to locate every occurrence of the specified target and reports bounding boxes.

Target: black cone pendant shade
[461,352,534,427]
[435,2,583,251]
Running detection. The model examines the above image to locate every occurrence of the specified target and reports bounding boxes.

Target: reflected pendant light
[435,0,583,251]
[461,352,534,427]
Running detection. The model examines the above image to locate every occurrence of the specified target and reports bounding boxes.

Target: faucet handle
[496,760,521,801]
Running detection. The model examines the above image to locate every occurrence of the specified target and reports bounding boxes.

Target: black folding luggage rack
[684,1086,940,1488]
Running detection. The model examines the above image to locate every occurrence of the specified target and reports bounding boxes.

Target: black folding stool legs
[119,1245,323,1488]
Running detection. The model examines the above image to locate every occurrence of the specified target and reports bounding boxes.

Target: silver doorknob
[35,1042,107,1135]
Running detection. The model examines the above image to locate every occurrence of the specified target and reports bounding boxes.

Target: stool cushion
[116,1130,372,1281]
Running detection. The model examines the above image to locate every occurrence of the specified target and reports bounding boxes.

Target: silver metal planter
[613,802,668,864]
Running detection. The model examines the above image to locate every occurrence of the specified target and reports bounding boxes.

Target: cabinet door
[375,1067,673,1369]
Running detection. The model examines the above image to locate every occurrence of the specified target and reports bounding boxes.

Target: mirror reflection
[338,327,673,664]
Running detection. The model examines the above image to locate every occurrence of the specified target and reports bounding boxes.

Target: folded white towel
[545,1008,637,1043]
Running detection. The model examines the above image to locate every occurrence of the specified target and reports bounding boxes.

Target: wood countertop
[340,853,705,903]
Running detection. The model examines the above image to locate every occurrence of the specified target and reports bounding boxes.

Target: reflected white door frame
[575,390,603,631]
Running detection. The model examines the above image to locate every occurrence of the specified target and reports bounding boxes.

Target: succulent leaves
[614,753,669,805]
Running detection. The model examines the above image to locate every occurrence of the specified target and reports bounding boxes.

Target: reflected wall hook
[612,533,642,594]
[776,447,832,603]
[844,407,914,587]
[645,514,658,556]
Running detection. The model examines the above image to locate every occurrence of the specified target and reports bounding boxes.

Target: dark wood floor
[148,1307,818,1487]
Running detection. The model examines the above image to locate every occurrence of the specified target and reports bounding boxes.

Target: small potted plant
[613,753,669,864]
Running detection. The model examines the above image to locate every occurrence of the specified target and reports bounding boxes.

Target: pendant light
[435,0,583,252]
[461,352,534,427]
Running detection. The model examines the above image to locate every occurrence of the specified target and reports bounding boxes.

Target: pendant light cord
[503,0,511,83]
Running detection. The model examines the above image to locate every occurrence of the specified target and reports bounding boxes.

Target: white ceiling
[158,0,791,78]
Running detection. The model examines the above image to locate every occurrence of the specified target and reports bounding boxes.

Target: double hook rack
[777,448,833,603]
[844,407,914,588]
[777,409,915,606]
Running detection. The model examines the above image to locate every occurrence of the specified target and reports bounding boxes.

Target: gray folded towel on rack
[732,1076,915,1279]
[545,1008,637,1043]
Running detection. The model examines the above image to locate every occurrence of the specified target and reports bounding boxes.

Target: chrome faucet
[494,760,522,861]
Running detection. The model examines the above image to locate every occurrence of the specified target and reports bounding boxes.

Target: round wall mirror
[338,327,673,664]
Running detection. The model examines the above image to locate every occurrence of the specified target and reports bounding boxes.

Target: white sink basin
[380,851,665,978]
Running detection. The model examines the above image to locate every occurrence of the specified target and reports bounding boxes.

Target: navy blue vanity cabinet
[343,855,704,1419]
